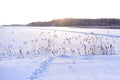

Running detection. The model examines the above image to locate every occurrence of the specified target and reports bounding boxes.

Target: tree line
[27,18,120,28]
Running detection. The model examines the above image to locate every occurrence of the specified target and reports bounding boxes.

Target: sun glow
[0,0,120,25]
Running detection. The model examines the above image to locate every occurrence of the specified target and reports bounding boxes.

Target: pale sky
[0,0,120,25]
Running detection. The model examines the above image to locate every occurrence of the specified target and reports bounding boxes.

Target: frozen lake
[0,26,120,80]
[0,55,120,80]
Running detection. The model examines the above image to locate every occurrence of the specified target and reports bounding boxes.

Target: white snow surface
[0,26,120,80]
[0,27,120,60]
[0,55,120,80]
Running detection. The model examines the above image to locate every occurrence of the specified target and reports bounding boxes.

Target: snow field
[0,55,54,80]
[34,55,120,80]
[0,27,120,60]
[0,27,120,80]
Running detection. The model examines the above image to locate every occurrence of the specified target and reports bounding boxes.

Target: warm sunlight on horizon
[0,0,120,25]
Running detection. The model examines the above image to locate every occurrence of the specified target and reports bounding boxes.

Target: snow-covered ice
[0,55,120,80]
[0,26,120,80]
[38,55,120,80]
[0,56,54,80]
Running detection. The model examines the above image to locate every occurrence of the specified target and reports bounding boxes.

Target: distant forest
[3,18,120,28]
[27,18,120,28]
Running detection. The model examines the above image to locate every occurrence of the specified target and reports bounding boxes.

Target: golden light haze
[0,0,120,25]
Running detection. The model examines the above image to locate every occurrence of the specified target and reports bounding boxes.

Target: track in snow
[33,55,120,80]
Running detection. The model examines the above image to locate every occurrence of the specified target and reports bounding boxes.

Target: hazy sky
[0,0,120,25]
